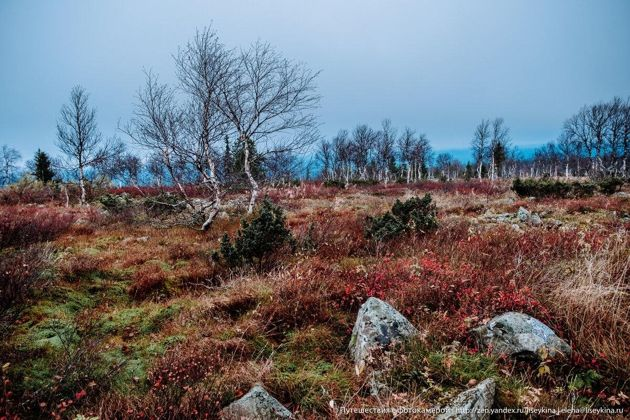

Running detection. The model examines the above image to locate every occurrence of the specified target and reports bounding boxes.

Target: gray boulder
[529,213,542,225]
[437,379,496,420]
[222,385,292,419]
[472,312,571,360]
[517,207,542,225]
[516,207,530,222]
[349,297,418,373]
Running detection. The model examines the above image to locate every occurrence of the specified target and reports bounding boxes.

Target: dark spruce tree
[492,142,507,177]
[215,198,293,270]
[387,155,399,179]
[366,193,438,241]
[33,149,55,183]
[464,162,475,181]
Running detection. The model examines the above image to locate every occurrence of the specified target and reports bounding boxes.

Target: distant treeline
[2,97,629,195]
[316,97,630,185]
[0,26,628,229]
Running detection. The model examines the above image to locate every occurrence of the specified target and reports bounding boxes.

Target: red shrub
[177,264,221,288]
[135,337,253,418]
[333,225,611,345]
[167,243,199,261]
[0,182,88,205]
[150,338,252,389]
[0,184,58,205]
[562,196,628,214]
[289,209,370,259]
[258,259,351,334]
[107,184,209,199]
[265,182,343,201]
[265,180,508,202]
[58,254,103,280]
[337,254,549,344]
[128,264,168,300]
[0,245,52,308]
[0,206,76,248]
[408,180,508,196]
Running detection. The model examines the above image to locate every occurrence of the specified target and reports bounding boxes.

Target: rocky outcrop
[480,212,512,223]
[437,378,496,420]
[480,207,543,226]
[516,207,542,225]
[349,297,418,373]
[472,312,571,360]
[221,385,292,419]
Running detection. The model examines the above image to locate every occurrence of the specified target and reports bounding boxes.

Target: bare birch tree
[56,86,122,205]
[317,140,333,180]
[398,128,415,183]
[217,40,320,213]
[0,145,21,186]
[376,119,397,183]
[174,29,232,229]
[471,119,490,179]
[124,73,186,197]
[489,118,510,180]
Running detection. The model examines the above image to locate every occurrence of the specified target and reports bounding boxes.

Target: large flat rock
[472,312,571,360]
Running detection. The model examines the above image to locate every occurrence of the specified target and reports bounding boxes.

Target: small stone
[517,207,530,222]
[221,385,292,419]
[437,378,496,420]
[547,219,563,227]
[495,214,512,223]
[529,214,542,225]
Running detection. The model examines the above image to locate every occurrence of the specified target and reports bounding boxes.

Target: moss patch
[268,326,352,412]
[97,303,182,336]
[270,354,352,412]
[99,334,184,394]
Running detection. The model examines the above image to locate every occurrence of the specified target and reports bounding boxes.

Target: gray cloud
[1,0,629,160]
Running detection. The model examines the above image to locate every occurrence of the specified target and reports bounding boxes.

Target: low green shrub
[323,179,345,188]
[572,181,597,198]
[143,193,186,217]
[365,212,406,241]
[366,194,438,241]
[350,179,378,186]
[597,177,625,195]
[98,193,133,213]
[512,178,597,198]
[214,198,294,269]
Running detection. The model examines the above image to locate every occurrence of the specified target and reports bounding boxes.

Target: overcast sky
[1,0,629,162]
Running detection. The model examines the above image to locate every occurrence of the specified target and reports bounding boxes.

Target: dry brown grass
[128,262,169,299]
[542,233,630,377]
[4,186,630,417]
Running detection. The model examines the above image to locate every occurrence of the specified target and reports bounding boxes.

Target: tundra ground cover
[0,181,628,418]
